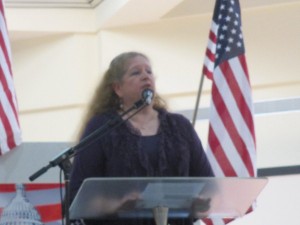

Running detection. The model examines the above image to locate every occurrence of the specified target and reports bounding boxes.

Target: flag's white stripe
[0,188,63,207]
[204,37,216,73]
[203,22,218,76]
[0,11,12,61]
[209,102,249,176]
[0,122,9,153]
[206,144,225,177]
[26,188,64,205]
[210,21,218,37]
[0,45,19,109]
[214,66,256,170]
[0,189,64,208]
[0,49,20,133]
[46,221,62,225]
[206,37,216,53]
[228,57,254,113]
[0,213,62,224]
[0,78,20,139]
[203,55,214,73]
[0,3,21,154]
[0,12,18,112]
[209,218,226,225]
[0,192,14,206]
[218,61,256,170]
[0,15,17,108]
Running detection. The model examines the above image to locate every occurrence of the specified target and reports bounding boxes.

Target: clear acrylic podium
[69,177,268,225]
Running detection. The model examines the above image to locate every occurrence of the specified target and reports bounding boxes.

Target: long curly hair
[77,51,166,139]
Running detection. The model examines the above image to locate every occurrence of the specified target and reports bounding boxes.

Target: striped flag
[0,0,21,155]
[0,183,63,224]
[202,0,256,224]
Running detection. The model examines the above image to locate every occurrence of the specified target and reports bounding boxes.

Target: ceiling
[4,0,300,10]
[5,0,300,42]
[4,0,104,8]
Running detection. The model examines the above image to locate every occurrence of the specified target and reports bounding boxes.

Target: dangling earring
[119,98,124,111]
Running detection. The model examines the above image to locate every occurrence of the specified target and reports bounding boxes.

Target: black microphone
[142,89,153,105]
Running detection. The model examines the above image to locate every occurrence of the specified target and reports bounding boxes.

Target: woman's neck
[126,106,159,136]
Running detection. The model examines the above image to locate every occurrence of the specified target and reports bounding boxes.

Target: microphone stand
[29,98,147,225]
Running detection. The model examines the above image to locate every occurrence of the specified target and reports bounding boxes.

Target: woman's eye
[131,71,140,76]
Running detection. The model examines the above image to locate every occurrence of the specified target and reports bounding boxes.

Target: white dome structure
[0,184,44,225]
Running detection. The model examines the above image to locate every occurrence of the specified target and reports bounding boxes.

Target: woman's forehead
[126,56,151,69]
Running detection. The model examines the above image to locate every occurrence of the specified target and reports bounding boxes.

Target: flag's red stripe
[0,1,3,13]
[202,1,256,224]
[205,48,215,63]
[238,55,250,81]
[0,30,19,125]
[0,66,19,127]
[36,203,62,222]
[209,29,217,44]
[208,125,236,176]
[0,183,64,192]
[24,183,64,191]
[220,60,256,144]
[0,183,15,192]
[0,1,21,154]
[203,67,213,80]
[0,25,13,76]
[0,66,17,153]
[211,80,254,176]
[0,204,63,222]
[202,218,213,225]
[0,100,16,150]
[238,55,256,144]
[219,57,255,153]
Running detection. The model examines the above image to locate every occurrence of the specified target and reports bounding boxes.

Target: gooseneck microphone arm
[28,97,148,182]
[28,89,153,225]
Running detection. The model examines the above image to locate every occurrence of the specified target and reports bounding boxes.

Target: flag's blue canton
[214,0,245,67]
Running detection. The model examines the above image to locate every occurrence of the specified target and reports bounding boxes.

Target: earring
[119,98,124,111]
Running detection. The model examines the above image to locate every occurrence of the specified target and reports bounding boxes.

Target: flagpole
[192,73,205,126]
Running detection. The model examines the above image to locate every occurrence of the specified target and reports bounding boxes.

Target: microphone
[142,89,153,105]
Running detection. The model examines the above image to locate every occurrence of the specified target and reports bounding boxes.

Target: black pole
[192,73,205,126]
[59,158,72,225]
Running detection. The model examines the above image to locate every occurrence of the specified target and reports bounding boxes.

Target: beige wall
[9,3,300,167]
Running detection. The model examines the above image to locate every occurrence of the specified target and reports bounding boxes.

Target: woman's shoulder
[158,109,192,126]
[83,111,118,135]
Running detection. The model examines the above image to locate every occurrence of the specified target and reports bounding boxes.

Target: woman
[69,52,214,225]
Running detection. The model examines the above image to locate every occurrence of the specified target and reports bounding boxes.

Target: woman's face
[113,55,155,107]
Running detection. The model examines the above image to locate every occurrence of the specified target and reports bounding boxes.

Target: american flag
[202,0,256,224]
[0,0,21,155]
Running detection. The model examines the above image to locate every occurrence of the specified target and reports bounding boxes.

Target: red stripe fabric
[0,102,15,149]
[24,183,64,191]
[0,0,21,155]
[206,48,215,63]
[217,62,255,176]
[209,30,217,44]
[0,184,15,192]
[36,203,62,222]
[208,125,237,176]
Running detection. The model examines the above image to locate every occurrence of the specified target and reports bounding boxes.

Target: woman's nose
[141,70,150,79]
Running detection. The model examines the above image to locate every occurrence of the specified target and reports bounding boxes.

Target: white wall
[12,34,99,141]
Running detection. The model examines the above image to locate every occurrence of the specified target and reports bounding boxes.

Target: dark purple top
[69,109,214,225]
